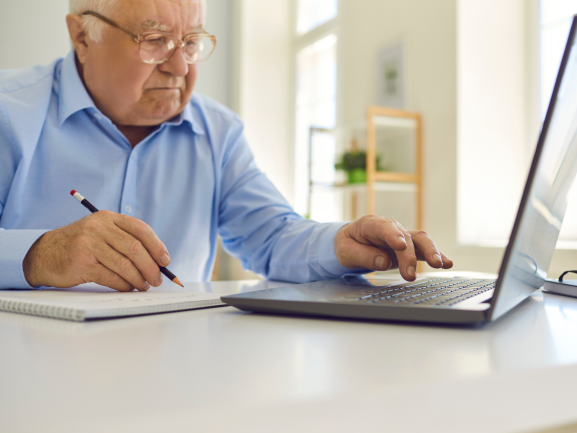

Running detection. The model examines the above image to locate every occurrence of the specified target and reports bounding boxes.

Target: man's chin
[138,101,185,124]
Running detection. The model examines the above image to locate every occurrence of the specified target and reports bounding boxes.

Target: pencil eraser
[70,190,76,196]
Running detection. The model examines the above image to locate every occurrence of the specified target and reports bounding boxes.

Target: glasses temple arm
[80,11,141,42]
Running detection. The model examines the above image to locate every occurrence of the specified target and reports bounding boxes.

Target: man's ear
[66,14,89,64]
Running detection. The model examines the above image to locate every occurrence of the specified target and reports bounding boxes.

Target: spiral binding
[0,299,85,321]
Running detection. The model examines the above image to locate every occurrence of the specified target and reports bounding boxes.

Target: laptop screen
[491,16,577,320]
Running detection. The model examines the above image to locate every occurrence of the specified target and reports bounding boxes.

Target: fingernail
[160,253,170,266]
[155,273,163,287]
[407,266,416,278]
[374,255,385,270]
[398,235,406,244]
[433,253,442,263]
[139,282,150,291]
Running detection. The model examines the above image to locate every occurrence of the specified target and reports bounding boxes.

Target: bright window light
[457,0,528,247]
[541,0,577,245]
[294,34,337,217]
[540,1,576,118]
[296,0,338,35]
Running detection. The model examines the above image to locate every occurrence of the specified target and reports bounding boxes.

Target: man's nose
[159,46,189,76]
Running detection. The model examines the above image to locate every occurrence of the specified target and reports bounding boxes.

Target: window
[457,0,528,246]
[540,0,577,118]
[293,0,338,219]
[296,0,338,35]
[541,0,577,246]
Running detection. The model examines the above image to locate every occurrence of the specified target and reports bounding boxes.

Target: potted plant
[334,151,367,184]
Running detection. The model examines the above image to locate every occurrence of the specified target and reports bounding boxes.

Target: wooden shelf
[374,172,418,183]
[366,106,422,230]
[307,106,422,231]
[373,116,417,129]
[311,181,417,193]
[375,182,417,193]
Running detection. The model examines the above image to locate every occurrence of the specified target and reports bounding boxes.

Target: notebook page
[0,284,224,320]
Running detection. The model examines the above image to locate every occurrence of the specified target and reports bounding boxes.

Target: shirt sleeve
[217,122,367,283]
[0,101,49,289]
[0,229,49,289]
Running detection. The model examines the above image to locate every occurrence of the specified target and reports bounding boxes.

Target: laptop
[222,16,577,325]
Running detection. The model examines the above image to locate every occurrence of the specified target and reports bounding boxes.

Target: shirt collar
[163,101,205,135]
[57,50,96,127]
[57,49,205,136]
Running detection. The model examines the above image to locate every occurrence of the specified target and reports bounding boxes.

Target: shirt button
[94,113,102,120]
[125,205,132,214]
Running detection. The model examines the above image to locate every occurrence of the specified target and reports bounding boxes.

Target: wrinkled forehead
[115,0,204,34]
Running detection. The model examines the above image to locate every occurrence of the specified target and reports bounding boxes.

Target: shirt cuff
[317,222,370,278]
[0,229,49,289]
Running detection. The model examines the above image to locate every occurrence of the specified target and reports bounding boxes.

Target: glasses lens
[139,34,215,64]
[140,34,174,63]
[183,36,215,63]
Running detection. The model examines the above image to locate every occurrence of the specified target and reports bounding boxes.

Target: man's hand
[334,215,453,281]
[23,211,171,291]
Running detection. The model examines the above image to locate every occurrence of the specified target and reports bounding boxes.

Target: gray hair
[70,0,120,43]
[70,0,207,43]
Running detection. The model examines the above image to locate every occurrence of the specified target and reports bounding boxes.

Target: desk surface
[2,274,577,433]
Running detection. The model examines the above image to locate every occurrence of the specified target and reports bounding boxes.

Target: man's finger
[102,225,163,287]
[359,216,408,251]
[88,263,134,292]
[95,243,151,291]
[113,214,171,267]
[440,251,454,269]
[390,228,418,281]
[410,230,444,269]
[336,238,395,271]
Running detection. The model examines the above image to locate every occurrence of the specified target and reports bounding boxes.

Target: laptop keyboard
[332,277,496,307]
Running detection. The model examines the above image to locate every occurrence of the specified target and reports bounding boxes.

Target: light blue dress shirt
[0,51,356,289]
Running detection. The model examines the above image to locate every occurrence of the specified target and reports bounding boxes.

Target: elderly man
[0,0,452,292]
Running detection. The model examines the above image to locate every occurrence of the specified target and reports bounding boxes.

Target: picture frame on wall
[377,41,405,108]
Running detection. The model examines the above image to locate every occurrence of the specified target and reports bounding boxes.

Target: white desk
[2,275,577,433]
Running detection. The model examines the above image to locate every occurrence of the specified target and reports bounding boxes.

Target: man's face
[79,0,202,126]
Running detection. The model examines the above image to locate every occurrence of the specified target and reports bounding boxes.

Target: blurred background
[2,0,577,281]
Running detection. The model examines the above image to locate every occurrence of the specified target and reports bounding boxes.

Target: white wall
[0,1,70,69]
[236,0,293,203]
[194,0,233,107]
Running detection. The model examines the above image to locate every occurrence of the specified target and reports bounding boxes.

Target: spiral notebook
[0,284,225,322]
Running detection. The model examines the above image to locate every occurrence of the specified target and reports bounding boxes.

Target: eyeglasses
[80,11,217,65]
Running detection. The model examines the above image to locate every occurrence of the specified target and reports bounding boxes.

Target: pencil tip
[173,277,184,287]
